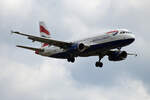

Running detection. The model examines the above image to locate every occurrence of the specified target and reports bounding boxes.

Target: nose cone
[128,34,135,44]
[130,34,135,42]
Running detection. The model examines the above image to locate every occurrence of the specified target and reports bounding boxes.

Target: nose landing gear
[95,62,103,67]
[95,55,103,68]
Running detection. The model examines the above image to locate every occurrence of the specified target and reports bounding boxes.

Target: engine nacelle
[78,43,86,52]
[67,43,86,53]
[108,51,127,61]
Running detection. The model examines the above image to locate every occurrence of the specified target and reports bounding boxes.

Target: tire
[99,62,103,67]
[95,62,103,67]
[70,58,75,63]
[95,62,99,67]
[67,59,70,62]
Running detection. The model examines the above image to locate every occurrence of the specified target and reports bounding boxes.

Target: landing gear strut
[95,56,103,68]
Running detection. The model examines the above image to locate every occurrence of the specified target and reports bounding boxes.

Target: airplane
[11,21,137,68]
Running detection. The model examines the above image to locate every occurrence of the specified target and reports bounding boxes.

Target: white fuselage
[38,29,135,59]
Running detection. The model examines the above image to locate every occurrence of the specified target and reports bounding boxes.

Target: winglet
[11,30,14,34]
[10,31,30,37]
[11,30,20,34]
[11,30,17,34]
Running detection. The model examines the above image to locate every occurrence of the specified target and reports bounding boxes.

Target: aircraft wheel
[99,62,103,67]
[70,58,75,63]
[95,62,103,67]
[67,59,70,62]
[67,58,75,63]
[95,62,99,67]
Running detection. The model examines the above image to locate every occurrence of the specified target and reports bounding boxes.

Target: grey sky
[0,0,150,100]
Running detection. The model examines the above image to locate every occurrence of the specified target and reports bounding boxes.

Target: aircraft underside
[49,38,135,68]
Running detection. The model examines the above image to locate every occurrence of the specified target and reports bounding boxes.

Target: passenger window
[112,31,118,36]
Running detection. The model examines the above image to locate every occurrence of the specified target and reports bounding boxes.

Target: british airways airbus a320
[12,21,137,68]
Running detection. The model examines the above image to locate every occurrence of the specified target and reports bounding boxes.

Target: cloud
[0,0,34,18]
[133,35,150,60]
[63,0,110,17]
[0,0,150,100]
[0,54,150,100]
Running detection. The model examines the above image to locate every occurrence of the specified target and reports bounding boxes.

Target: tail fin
[39,21,50,38]
[39,21,50,47]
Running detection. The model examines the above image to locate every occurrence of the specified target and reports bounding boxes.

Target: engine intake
[78,43,85,52]
[67,43,86,55]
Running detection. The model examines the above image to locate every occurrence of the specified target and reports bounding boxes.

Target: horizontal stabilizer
[16,45,44,52]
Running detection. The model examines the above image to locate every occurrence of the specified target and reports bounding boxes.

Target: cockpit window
[112,31,118,36]
[106,30,118,36]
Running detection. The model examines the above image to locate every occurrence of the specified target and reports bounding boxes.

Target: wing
[12,31,72,49]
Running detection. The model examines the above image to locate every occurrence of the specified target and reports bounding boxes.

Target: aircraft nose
[129,34,135,43]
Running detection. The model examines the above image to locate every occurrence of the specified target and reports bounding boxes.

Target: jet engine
[67,43,86,54]
[77,43,86,52]
[108,51,127,61]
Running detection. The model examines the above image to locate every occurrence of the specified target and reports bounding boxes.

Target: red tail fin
[39,21,50,47]
[39,21,50,38]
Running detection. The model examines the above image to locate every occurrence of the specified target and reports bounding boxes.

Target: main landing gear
[67,57,75,63]
[95,56,103,68]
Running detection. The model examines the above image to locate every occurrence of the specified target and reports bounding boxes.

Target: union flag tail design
[39,21,51,47]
